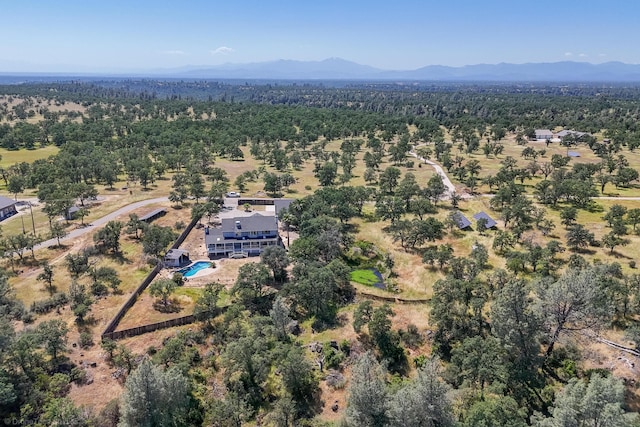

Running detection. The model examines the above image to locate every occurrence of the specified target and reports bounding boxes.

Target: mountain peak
[171,59,640,81]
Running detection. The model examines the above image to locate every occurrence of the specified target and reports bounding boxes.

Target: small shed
[473,211,497,229]
[65,206,80,220]
[451,211,472,230]
[164,249,190,267]
[140,208,167,223]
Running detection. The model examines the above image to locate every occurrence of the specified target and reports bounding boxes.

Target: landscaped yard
[350,268,380,286]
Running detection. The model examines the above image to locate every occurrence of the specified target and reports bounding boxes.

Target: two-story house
[205,212,282,258]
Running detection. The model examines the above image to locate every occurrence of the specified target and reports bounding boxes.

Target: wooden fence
[356,291,430,305]
[101,215,201,341]
[103,315,196,340]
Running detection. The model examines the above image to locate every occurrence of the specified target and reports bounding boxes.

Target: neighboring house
[164,249,190,267]
[451,211,472,230]
[473,211,497,229]
[140,208,167,223]
[556,130,588,141]
[205,212,282,258]
[534,129,553,141]
[0,196,18,221]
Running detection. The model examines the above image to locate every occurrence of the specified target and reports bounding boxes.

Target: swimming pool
[179,261,213,278]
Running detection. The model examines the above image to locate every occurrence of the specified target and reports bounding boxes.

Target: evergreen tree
[119,358,191,427]
[345,352,389,427]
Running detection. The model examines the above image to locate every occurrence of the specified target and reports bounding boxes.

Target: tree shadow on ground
[153,299,183,313]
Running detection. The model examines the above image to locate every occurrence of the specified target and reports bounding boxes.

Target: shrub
[325,371,346,389]
[630,260,636,269]
[21,311,35,324]
[339,339,351,356]
[400,324,423,349]
[79,331,94,349]
[174,221,186,230]
[70,366,87,385]
[172,273,185,286]
[323,342,345,370]
[30,292,69,314]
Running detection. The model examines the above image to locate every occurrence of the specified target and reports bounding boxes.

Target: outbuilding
[164,249,190,267]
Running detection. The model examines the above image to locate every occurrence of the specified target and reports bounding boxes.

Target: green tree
[378,166,401,193]
[353,300,373,334]
[566,224,596,252]
[49,221,68,247]
[602,231,629,254]
[141,225,176,258]
[464,396,528,427]
[93,220,123,254]
[39,397,89,427]
[345,352,389,427]
[91,266,121,294]
[119,358,191,427]
[538,267,611,358]
[193,282,222,327]
[626,208,640,232]
[560,206,578,229]
[36,319,68,361]
[36,262,55,295]
[369,304,406,372]
[280,345,319,417]
[65,252,90,278]
[7,175,25,200]
[317,161,338,186]
[388,358,455,427]
[270,296,292,341]
[125,213,146,239]
[450,336,506,395]
[232,262,270,310]
[425,174,447,204]
[260,246,290,283]
[149,278,177,308]
[534,374,636,427]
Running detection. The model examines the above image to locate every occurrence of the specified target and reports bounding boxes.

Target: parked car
[226,191,241,198]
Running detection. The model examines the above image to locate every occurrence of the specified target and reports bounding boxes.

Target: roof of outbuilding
[452,211,472,229]
[140,208,167,222]
[165,249,189,260]
[0,196,17,210]
[473,211,497,228]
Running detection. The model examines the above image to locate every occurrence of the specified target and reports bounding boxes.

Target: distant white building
[534,129,553,141]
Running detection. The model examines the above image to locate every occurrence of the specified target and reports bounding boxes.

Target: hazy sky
[1,0,638,72]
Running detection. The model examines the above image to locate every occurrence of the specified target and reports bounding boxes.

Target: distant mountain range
[4,58,640,82]
[172,58,640,82]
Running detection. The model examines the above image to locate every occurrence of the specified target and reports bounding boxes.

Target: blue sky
[1,0,638,72]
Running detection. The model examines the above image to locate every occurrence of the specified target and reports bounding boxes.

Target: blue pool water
[179,261,212,278]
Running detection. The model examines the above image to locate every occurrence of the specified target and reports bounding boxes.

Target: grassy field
[0,145,59,167]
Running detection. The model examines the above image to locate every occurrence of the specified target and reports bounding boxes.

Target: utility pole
[29,202,36,235]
